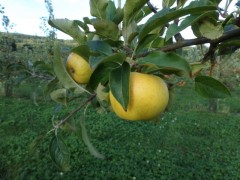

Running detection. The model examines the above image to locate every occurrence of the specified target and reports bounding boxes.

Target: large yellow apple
[66,52,93,84]
[109,72,169,121]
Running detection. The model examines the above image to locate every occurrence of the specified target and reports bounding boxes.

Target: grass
[0,85,240,179]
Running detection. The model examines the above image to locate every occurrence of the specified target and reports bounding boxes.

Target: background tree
[0,4,17,96]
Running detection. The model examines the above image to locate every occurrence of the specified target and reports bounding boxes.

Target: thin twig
[135,29,240,58]
[202,43,218,63]
[147,1,157,13]
[54,94,96,129]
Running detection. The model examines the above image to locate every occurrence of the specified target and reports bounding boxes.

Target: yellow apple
[66,52,93,84]
[109,72,169,121]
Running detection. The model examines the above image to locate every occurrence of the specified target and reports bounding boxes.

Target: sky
[0,0,237,40]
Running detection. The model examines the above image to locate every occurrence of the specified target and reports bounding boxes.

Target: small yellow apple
[109,72,169,121]
[66,52,93,84]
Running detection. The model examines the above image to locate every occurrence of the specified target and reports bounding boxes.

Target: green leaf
[48,19,86,44]
[92,19,120,41]
[136,34,158,53]
[89,55,107,70]
[87,40,115,70]
[90,0,108,19]
[190,62,208,77]
[134,6,152,23]
[106,0,116,21]
[49,135,70,172]
[73,20,89,32]
[90,52,126,70]
[113,8,124,25]
[122,20,138,44]
[50,89,67,105]
[199,21,224,39]
[151,37,165,48]
[44,77,59,95]
[165,12,215,41]
[89,62,121,90]
[139,51,191,76]
[53,43,90,94]
[96,83,109,107]
[29,133,47,154]
[138,2,216,42]
[163,0,176,7]
[195,76,231,98]
[83,17,92,25]
[209,0,222,5]
[71,45,90,62]
[6,63,26,72]
[109,62,130,110]
[79,116,105,159]
[34,61,54,75]
[218,39,240,55]
[177,0,188,8]
[86,40,112,56]
[123,0,148,26]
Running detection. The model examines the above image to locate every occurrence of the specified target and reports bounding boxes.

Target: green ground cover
[0,85,240,179]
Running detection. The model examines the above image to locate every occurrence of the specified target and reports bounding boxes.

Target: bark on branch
[136,29,240,58]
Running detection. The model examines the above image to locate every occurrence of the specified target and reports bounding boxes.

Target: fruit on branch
[66,52,92,84]
[109,72,169,121]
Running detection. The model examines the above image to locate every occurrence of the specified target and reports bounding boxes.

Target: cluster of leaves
[49,0,238,106]
[44,0,240,171]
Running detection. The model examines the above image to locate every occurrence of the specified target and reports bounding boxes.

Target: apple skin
[109,72,169,121]
[66,53,93,84]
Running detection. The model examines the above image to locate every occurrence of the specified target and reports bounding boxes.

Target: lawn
[0,85,240,179]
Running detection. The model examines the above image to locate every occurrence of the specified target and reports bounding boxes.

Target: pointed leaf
[106,1,116,21]
[218,39,240,55]
[190,62,208,77]
[122,20,138,44]
[44,77,59,95]
[73,20,89,32]
[163,0,176,7]
[86,40,112,55]
[90,52,126,70]
[139,51,191,76]
[34,61,54,75]
[71,45,90,62]
[138,2,216,41]
[50,89,67,105]
[92,19,120,41]
[79,116,105,159]
[113,8,124,25]
[134,6,152,23]
[49,19,86,43]
[109,62,130,110]
[90,0,108,19]
[49,135,70,171]
[89,62,121,90]
[123,0,148,26]
[165,11,215,41]
[29,133,47,154]
[195,76,231,98]
[89,55,107,70]
[136,34,158,53]
[177,0,188,8]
